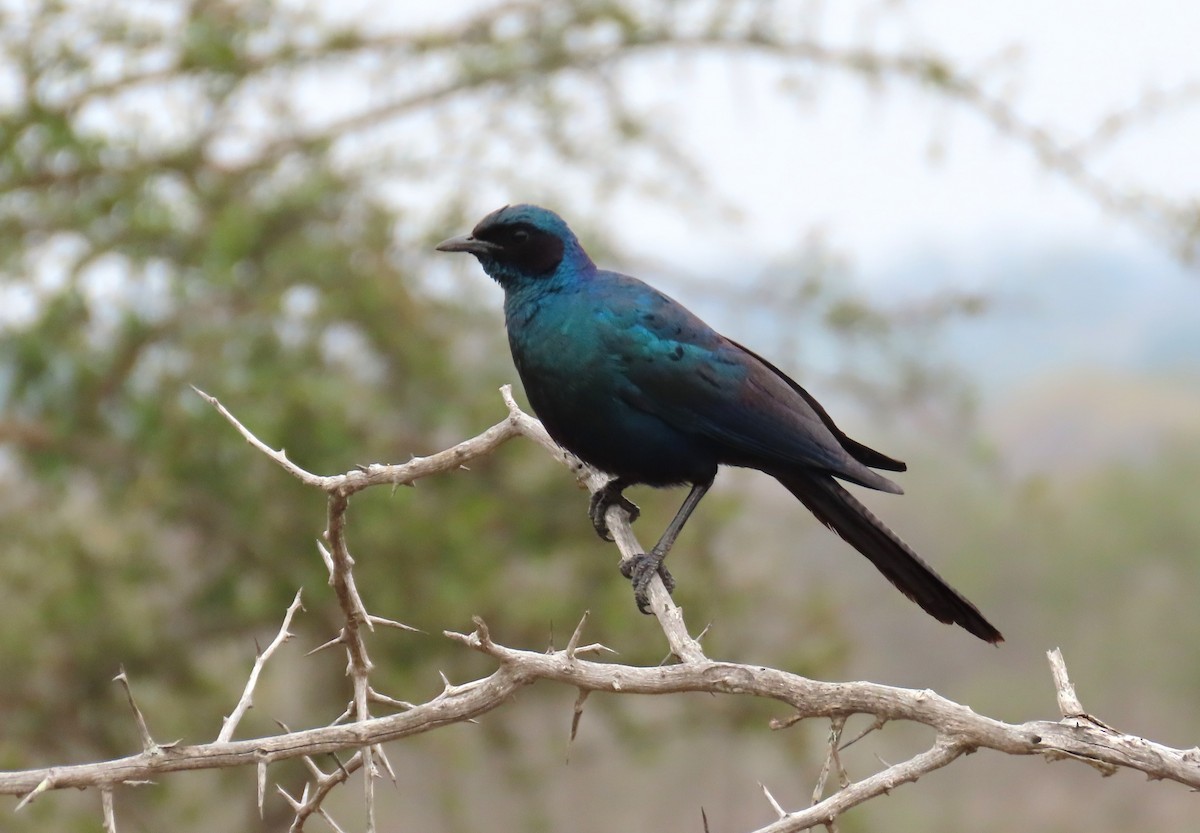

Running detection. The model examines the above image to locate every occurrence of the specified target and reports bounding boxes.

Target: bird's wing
[595,276,901,493]
[726,338,906,473]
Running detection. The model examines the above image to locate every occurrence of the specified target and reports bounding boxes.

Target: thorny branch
[3,623,1200,827]
[218,590,305,744]
[3,389,1200,833]
[192,381,699,830]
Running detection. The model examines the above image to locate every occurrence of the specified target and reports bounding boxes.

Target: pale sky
[8,0,1198,331]
[321,0,1200,287]
[599,0,1200,281]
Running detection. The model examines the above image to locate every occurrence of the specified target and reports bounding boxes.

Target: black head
[436,204,590,286]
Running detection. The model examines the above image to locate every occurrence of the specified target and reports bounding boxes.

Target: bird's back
[503,268,899,492]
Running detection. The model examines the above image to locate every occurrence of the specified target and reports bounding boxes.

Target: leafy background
[1,1,1198,831]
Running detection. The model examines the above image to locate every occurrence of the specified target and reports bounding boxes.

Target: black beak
[435,235,500,256]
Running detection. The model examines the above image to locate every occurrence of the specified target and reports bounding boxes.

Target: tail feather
[777,473,1002,644]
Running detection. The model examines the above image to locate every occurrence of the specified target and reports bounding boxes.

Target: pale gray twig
[218,589,305,743]
[6,391,1198,833]
[113,668,161,755]
[4,624,1200,831]
[101,787,116,833]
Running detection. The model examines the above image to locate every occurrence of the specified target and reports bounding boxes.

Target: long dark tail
[777,473,1003,644]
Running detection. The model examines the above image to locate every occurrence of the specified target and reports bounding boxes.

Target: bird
[437,204,1002,643]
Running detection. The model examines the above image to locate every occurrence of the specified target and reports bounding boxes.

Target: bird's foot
[589,481,640,542]
[619,550,675,614]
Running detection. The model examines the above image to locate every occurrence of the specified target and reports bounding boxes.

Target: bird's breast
[504,295,717,485]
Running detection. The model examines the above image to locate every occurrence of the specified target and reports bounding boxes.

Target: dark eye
[512,228,530,243]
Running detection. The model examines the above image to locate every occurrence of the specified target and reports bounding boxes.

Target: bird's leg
[621,479,712,614]
[589,477,640,541]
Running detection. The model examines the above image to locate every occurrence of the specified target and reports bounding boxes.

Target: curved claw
[588,481,640,542]
[619,550,675,614]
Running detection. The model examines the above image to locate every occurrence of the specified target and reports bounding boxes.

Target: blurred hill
[927,244,1200,399]
[987,369,1200,475]
[917,243,1200,474]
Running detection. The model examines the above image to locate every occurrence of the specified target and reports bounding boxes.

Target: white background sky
[320,0,1200,289]
[370,0,1200,427]
[600,0,1200,281]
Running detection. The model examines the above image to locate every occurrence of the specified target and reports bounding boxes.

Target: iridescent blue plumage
[437,205,1001,643]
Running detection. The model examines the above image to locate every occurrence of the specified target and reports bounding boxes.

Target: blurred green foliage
[0,2,848,828]
[2,2,1197,832]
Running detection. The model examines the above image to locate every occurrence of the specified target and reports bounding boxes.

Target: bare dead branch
[838,717,886,752]
[7,389,1200,832]
[4,608,1200,833]
[368,689,417,712]
[190,387,330,489]
[812,717,849,805]
[101,787,116,833]
[112,668,161,756]
[218,589,305,743]
[373,744,396,785]
[284,748,365,832]
[761,781,788,819]
[1049,646,1087,718]
[569,688,591,749]
[565,609,591,658]
[757,737,966,833]
[367,615,422,634]
[257,760,266,818]
[195,385,706,663]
